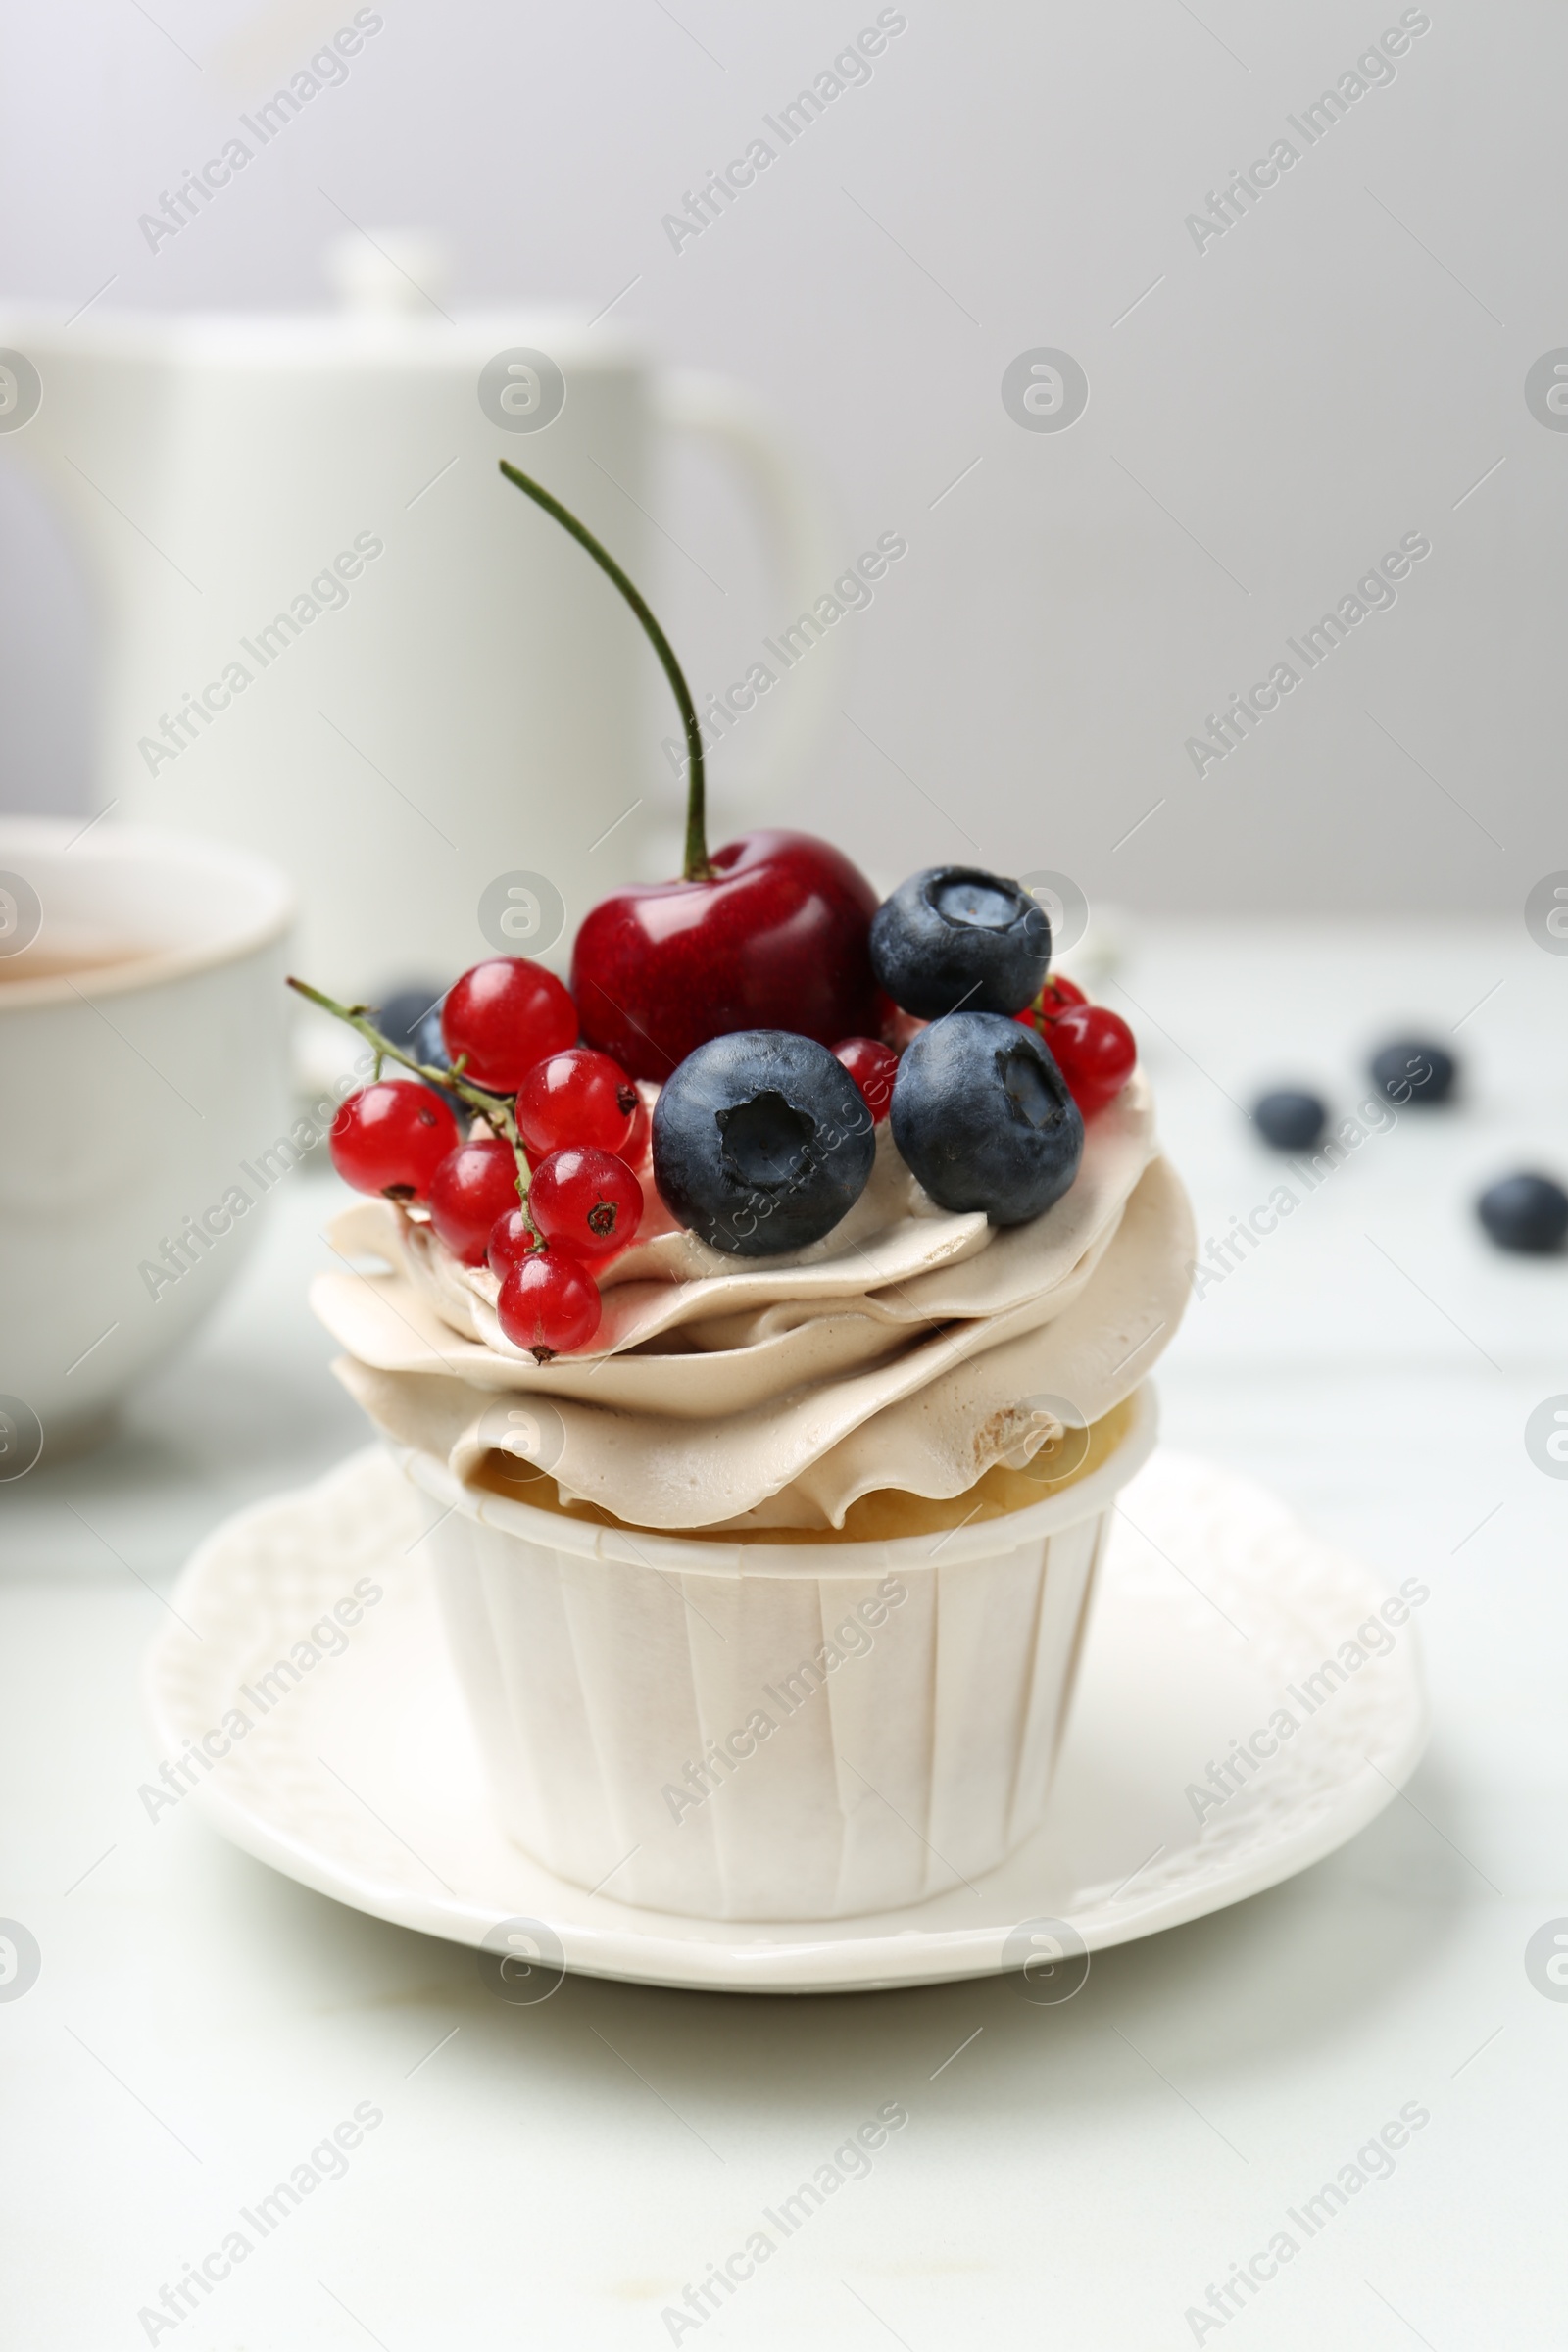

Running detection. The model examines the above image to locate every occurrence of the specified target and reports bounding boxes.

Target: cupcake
[292,462,1196,1922]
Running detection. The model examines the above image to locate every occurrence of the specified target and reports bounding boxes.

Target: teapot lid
[0,232,639,368]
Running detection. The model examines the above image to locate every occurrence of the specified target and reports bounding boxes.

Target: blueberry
[409,1004,448,1070]
[1370,1039,1456,1106]
[1477,1173,1568,1254]
[890,1010,1084,1225]
[376,984,445,1054]
[652,1030,876,1257]
[374,985,465,1115]
[870,865,1051,1019]
[1251,1089,1328,1152]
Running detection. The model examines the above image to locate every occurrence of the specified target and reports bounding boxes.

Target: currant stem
[497,458,711,881]
[286,976,538,1226]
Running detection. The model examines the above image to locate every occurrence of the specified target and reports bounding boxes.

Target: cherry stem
[286,976,540,1232]
[497,458,711,882]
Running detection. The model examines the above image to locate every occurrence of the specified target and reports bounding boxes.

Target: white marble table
[5,920,1564,2349]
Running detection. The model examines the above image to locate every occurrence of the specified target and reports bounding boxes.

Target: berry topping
[1370,1039,1456,1106]
[528,1147,644,1260]
[427,1138,523,1266]
[1477,1172,1568,1254]
[832,1036,899,1122]
[516,1046,640,1158]
[890,1011,1083,1225]
[496,1251,602,1360]
[1251,1089,1328,1152]
[882,1004,928,1054]
[870,865,1051,1019]
[572,831,880,1082]
[653,1031,876,1257]
[487,1206,547,1279]
[1015,974,1088,1033]
[1046,1004,1137,1118]
[442,957,577,1093]
[329,1081,460,1202]
[388,997,466,1118]
[374,983,444,1052]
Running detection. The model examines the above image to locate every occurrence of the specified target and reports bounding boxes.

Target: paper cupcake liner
[400,1386,1156,1922]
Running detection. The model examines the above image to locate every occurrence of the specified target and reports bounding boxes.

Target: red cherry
[832,1037,899,1123]
[442,957,577,1093]
[515,1046,639,1157]
[427,1139,522,1266]
[1015,975,1089,1036]
[487,1206,546,1279]
[329,1081,460,1201]
[496,1251,602,1359]
[1048,1004,1136,1116]
[528,1147,643,1261]
[570,829,879,1082]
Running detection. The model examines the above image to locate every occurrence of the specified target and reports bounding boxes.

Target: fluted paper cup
[399,1386,1155,1923]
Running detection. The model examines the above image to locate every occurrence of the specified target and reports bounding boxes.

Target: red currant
[528,1147,643,1260]
[441,957,577,1094]
[515,1047,639,1157]
[497,1251,602,1359]
[832,1036,899,1123]
[487,1206,546,1279]
[427,1139,522,1266]
[329,1081,460,1202]
[1015,974,1088,1036]
[1048,1004,1136,1116]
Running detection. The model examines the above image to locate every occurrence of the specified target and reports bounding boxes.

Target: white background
[0,0,1560,912]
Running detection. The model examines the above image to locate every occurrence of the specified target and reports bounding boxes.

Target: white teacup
[0,818,293,1462]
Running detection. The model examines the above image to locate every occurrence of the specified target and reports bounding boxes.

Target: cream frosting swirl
[314,1070,1195,1529]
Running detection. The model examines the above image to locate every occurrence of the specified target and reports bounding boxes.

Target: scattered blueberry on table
[1250,1089,1328,1152]
[1370,1038,1456,1105]
[1476,1173,1568,1255]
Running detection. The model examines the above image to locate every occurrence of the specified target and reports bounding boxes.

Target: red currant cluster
[319,956,648,1361]
[1012,977,1136,1118]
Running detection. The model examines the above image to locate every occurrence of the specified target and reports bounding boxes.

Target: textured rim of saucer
[396,1382,1159,1576]
[0,816,294,1010]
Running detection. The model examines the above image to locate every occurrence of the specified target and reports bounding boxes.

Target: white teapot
[0,245,838,1005]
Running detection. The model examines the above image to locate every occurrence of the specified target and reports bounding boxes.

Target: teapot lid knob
[323,231,450,318]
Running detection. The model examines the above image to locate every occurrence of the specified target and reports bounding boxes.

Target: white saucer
[145,1446,1428,1995]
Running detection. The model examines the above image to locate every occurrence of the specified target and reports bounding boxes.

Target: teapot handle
[651,368,845,801]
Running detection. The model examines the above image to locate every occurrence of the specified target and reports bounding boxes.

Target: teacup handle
[652,368,845,801]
